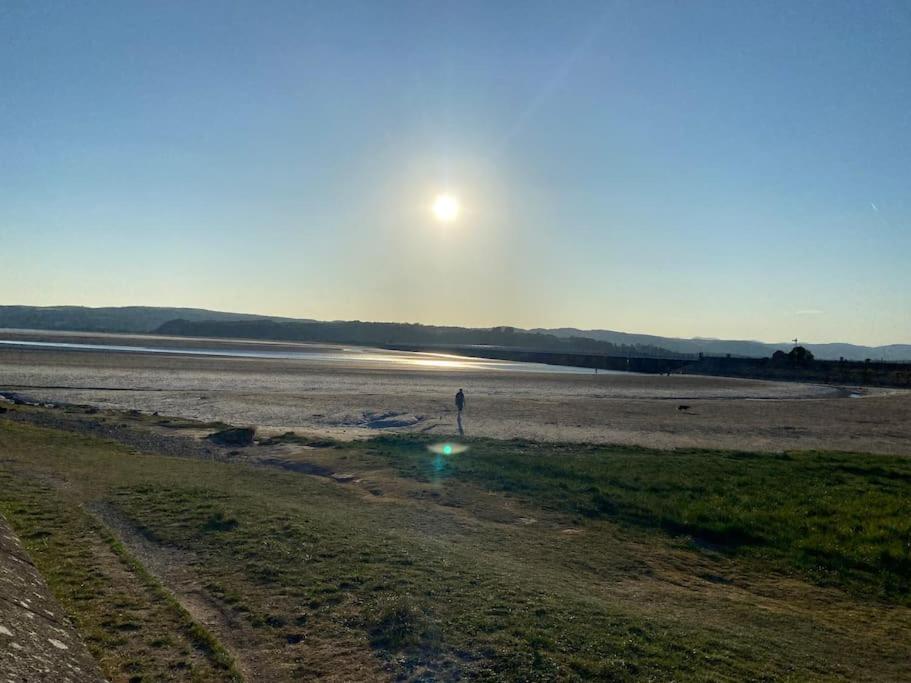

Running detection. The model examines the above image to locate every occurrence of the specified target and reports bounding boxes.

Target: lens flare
[427,442,468,455]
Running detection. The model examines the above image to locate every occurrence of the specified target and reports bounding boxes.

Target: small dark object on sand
[207,426,256,447]
[128,409,142,416]
[84,406,99,414]
[0,406,6,414]
[677,405,691,411]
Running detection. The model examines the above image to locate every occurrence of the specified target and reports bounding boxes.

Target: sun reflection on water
[359,354,489,370]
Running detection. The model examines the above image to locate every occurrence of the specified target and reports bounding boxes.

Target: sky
[2,1,909,345]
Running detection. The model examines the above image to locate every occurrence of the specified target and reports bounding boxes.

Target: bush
[207,427,255,447]
[579,487,617,518]
[202,510,239,532]
[368,595,440,652]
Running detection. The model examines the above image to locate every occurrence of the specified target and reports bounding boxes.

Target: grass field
[355,435,911,601]
[1,412,910,681]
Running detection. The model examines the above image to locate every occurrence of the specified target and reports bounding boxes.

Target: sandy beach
[1,332,909,456]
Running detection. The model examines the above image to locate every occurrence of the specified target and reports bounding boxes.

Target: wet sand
[1,333,910,455]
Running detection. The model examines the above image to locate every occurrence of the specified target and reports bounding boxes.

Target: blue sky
[2,1,909,344]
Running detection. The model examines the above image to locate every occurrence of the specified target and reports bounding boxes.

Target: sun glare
[431,193,460,223]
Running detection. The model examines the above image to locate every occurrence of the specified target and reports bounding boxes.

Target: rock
[206,426,256,447]
[360,411,424,429]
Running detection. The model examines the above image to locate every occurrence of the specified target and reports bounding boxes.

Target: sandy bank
[2,343,910,455]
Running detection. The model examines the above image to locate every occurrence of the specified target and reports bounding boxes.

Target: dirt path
[90,502,278,682]
[1,399,225,460]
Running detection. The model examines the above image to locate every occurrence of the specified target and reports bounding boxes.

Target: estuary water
[0,338,596,375]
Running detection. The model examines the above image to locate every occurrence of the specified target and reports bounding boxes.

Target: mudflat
[1,331,909,455]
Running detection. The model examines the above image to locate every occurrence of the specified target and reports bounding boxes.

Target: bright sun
[431,193,460,223]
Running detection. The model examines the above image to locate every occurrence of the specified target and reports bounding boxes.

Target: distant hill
[2,306,908,361]
[533,328,911,362]
[155,319,682,358]
[0,306,299,334]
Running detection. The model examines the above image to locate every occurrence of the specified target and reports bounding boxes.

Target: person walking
[455,388,465,436]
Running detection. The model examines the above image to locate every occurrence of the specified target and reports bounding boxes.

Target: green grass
[103,482,776,681]
[0,467,240,682]
[1,418,910,680]
[357,435,911,602]
[103,533,238,674]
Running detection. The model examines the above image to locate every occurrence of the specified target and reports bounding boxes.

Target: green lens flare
[427,442,468,455]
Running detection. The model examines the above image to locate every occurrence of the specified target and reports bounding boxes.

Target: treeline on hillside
[0,305,294,333]
[686,347,911,388]
[156,319,686,358]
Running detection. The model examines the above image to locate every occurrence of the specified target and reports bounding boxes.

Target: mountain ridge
[1,306,908,361]
[0,305,303,334]
[532,327,911,362]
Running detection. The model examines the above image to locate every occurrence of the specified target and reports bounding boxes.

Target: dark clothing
[455,390,465,412]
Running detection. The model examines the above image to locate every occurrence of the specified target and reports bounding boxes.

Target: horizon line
[2,303,908,349]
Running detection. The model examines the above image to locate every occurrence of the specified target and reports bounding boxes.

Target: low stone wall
[0,515,104,682]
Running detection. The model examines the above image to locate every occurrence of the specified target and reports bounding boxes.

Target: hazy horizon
[4,1,909,346]
[3,301,909,349]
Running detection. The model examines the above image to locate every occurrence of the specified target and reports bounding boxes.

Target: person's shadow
[457,411,464,436]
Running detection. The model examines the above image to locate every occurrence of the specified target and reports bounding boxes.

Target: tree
[787,346,814,364]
